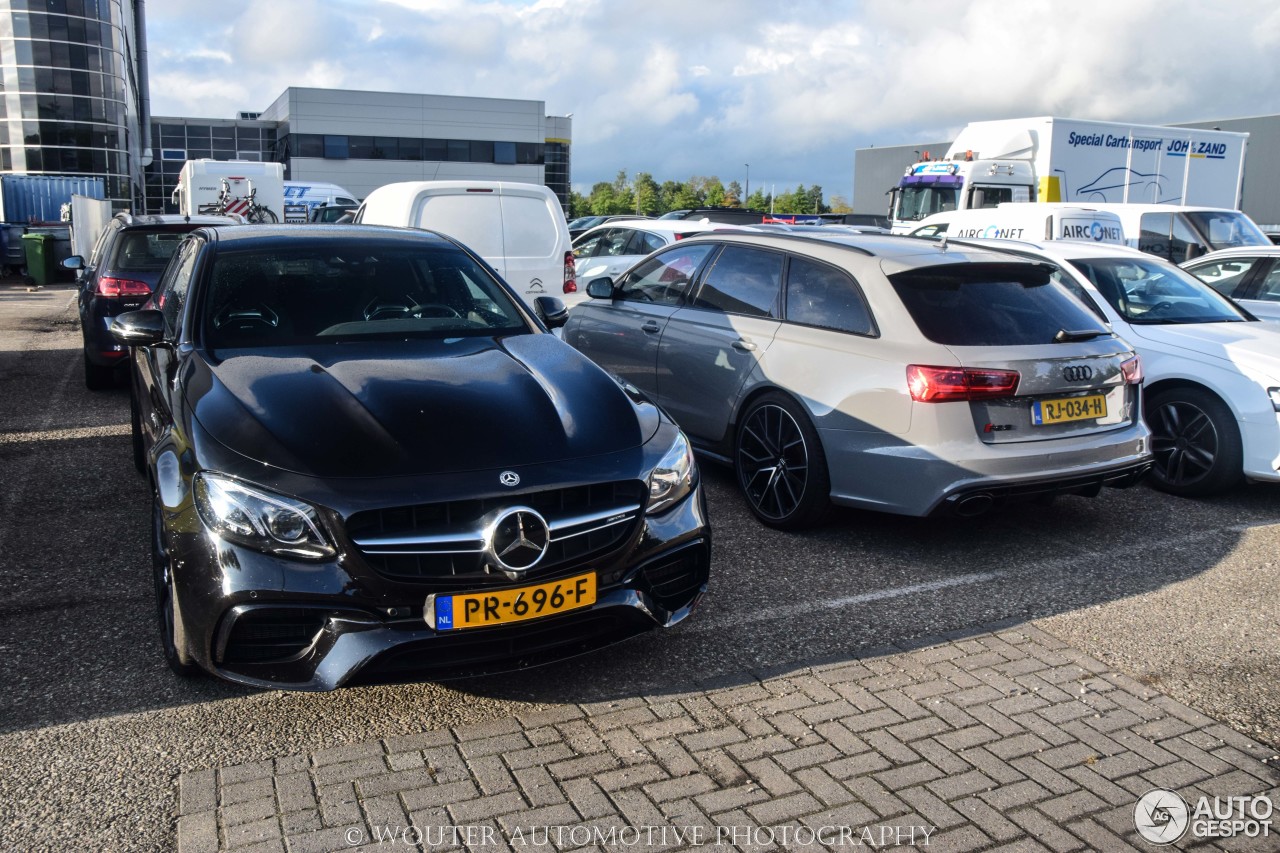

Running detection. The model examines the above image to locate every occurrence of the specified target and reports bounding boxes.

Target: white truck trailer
[172,159,285,223]
[889,117,1249,233]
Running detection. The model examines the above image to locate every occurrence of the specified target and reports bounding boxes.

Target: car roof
[578,219,725,238]
[1185,245,1280,261]
[677,230,1058,275]
[117,213,243,229]
[201,223,460,248]
[942,236,1155,262]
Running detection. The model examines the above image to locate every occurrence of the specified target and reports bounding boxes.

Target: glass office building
[0,0,148,209]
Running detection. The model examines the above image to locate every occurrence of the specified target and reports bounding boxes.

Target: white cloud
[144,0,1280,196]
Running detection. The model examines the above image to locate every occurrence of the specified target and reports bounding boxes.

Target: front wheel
[734,392,831,529]
[1147,388,1243,497]
[251,206,278,224]
[153,489,197,677]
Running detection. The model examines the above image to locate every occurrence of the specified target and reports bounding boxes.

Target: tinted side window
[1050,269,1109,322]
[629,230,667,255]
[692,245,783,318]
[1258,263,1280,300]
[158,238,199,337]
[1185,258,1258,298]
[1138,213,1172,260]
[618,244,715,306]
[786,257,874,335]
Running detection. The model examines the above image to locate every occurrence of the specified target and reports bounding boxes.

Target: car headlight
[647,431,697,515]
[193,472,335,559]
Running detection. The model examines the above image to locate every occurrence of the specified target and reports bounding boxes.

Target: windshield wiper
[1053,328,1108,343]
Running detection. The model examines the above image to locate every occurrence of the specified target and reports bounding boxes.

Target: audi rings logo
[499,471,520,487]
[485,507,550,573]
[1062,365,1094,382]
[1134,789,1190,844]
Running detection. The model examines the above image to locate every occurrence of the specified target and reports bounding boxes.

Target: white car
[573,220,726,286]
[967,238,1280,496]
[1181,245,1280,322]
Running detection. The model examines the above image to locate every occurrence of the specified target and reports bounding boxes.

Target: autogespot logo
[1135,789,1190,845]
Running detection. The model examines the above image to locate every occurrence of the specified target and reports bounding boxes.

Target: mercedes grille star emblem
[499,471,520,487]
[486,507,550,574]
[1062,365,1093,382]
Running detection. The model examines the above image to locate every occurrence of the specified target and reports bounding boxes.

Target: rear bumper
[823,421,1152,517]
[934,459,1152,517]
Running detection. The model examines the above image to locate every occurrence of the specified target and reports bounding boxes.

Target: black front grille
[219,608,327,664]
[346,480,647,586]
[640,546,709,610]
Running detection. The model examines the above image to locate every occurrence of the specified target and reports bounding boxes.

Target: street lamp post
[745,164,750,206]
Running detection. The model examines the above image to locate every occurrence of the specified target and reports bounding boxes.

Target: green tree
[747,188,771,211]
[725,181,743,208]
[703,177,726,207]
[588,181,617,215]
[659,180,683,214]
[634,172,661,215]
[828,194,853,214]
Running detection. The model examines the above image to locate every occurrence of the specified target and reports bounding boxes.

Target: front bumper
[166,481,710,691]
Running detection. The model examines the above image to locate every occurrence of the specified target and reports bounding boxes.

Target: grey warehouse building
[147,88,573,214]
[854,117,1280,229]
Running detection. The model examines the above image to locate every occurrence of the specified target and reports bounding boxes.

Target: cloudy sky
[146,0,1280,203]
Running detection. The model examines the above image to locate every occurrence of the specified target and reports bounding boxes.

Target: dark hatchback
[70,212,242,389]
[113,225,710,690]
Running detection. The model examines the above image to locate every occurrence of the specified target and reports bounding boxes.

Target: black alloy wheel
[1147,387,1243,497]
[152,488,196,676]
[734,392,831,529]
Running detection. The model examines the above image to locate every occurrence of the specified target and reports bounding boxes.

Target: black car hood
[188,334,653,478]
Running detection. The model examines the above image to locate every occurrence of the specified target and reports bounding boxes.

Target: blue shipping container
[0,174,105,224]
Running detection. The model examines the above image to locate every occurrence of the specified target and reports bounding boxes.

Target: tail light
[96,276,151,297]
[1120,354,1143,385]
[563,250,577,294]
[907,364,1020,403]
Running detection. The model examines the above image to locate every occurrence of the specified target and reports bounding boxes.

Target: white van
[282,180,359,223]
[1022,203,1270,263]
[909,205,1125,245]
[356,181,576,311]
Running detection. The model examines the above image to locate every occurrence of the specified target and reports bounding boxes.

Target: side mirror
[61,255,84,271]
[110,309,168,347]
[534,296,569,329]
[586,278,615,299]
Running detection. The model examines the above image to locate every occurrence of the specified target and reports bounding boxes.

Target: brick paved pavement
[176,625,1280,852]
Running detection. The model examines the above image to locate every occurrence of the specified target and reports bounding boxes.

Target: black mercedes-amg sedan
[112,225,710,690]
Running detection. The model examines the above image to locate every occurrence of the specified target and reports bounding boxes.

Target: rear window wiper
[1053,328,1109,343]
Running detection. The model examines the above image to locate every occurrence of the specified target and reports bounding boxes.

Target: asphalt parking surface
[1,283,1277,851]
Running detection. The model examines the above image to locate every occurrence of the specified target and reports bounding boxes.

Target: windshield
[1067,256,1249,325]
[894,186,960,222]
[1185,211,1270,250]
[202,242,530,350]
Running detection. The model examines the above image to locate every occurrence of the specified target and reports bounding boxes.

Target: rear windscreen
[111,228,197,271]
[891,265,1109,346]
